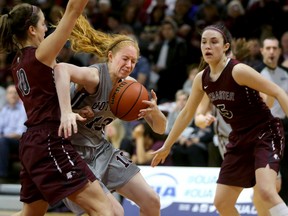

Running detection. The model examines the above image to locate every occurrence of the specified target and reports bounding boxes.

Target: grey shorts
[63,141,140,215]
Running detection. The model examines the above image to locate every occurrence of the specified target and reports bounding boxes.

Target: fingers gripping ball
[109,80,149,121]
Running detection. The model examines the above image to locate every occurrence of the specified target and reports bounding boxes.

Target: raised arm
[37,0,88,67]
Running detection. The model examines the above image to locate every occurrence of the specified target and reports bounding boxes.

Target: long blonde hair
[68,15,140,60]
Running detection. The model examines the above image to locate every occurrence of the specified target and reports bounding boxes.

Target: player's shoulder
[233,62,254,72]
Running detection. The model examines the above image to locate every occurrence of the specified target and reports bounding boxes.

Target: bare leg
[117,172,160,216]
[255,166,284,209]
[106,192,124,216]
[253,174,282,216]
[214,183,242,216]
[21,200,49,216]
[68,180,113,216]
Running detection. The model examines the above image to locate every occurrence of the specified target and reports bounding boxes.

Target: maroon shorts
[19,123,96,206]
[217,117,284,188]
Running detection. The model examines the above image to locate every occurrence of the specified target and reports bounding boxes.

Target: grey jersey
[70,63,117,147]
[261,66,288,119]
[64,64,140,216]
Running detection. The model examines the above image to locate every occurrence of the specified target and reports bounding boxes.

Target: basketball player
[54,15,166,216]
[151,23,288,216]
[195,94,282,216]
[0,2,113,216]
[194,38,283,216]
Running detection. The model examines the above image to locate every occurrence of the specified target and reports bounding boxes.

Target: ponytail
[69,15,140,59]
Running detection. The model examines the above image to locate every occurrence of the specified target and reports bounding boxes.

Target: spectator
[182,63,199,94]
[224,0,248,39]
[132,121,172,165]
[120,1,143,36]
[171,120,213,167]
[0,50,11,87]
[46,4,64,36]
[57,41,85,66]
[166,89,190,134]
[259,36,288,205]
[0,84,26,183]
[168,0,195,28]
[245,38,263,69]
[151,18,188,103]
[280,31,288,68]
[245,0,285,39]
[131,56,151,90]
[146,0,168,28]
[167,89,212,167]
[194,0,225,26]
[0,86,5,110]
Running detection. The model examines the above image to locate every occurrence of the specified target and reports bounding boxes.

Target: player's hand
[78,106,94,118]
[138,89,158,118]
[204,114,216,126]
[195,113,216,129]
[58,112,86,138]
[150,145,171,167]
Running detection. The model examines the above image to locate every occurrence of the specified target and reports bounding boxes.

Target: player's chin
[120,70,130,77]
[203,56,213,62]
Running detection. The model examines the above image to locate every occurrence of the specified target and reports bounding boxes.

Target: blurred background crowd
[1,0,288,211]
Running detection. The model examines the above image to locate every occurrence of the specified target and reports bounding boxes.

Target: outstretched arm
[37,0,88,67]
[151,72,205,167]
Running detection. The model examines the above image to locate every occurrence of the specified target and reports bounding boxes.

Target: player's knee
[151,192,161,209]
[214,197,226,212]
[256,186,276,202]
[86,204,114,216]
[142,190,160,211]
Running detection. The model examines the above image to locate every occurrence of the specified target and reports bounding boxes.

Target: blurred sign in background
[123,166,256,216]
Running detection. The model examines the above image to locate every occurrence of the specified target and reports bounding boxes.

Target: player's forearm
[54,64,73,115]
[146,109,167,134]
[164,109,192,149]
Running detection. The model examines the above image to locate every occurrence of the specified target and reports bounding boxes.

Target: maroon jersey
[11,47,60,127]
[202,58,273,132]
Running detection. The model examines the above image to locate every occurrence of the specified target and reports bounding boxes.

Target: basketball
[109,80,149,121]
